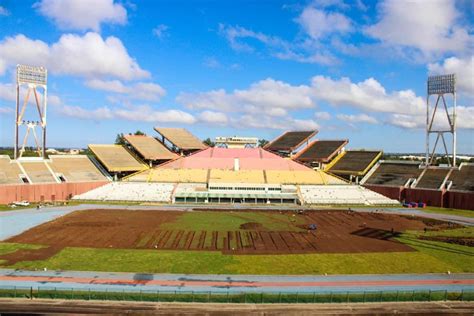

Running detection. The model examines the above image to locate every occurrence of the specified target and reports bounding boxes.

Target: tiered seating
[18,160,57,183]
[266,170,345,185]
[265,130,317,152]
[295,140,348,163]
[89,144,147,173]
[124,134,178,161]
[73,182,174,202]
[364,162,422,186]
[147,168,208,183]
[154,127,207,151]
[0,156,23,184]
[48,155,108,182]
[416,168,450,190]
[299,185,399,205]
[328,151,382,177]
[448,164,474,192]
[210,170,266,184]
[174,183,208,195]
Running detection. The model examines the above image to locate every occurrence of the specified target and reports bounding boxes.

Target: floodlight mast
[14,65,48,159]
[425,74,456,168]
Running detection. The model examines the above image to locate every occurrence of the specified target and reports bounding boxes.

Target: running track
[0,270,473,293]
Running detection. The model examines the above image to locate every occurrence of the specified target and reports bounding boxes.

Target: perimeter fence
[0,287,473,304]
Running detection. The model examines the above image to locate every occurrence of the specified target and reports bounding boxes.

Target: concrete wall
[364,184,474,210]
[0,182,108,204]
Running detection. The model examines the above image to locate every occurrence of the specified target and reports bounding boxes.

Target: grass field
[418,207,474,218]
[1,226,472,274]
[160,211,306,232]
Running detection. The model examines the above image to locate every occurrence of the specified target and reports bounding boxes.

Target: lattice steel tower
[14,65,48,159]
[426,74,456,167]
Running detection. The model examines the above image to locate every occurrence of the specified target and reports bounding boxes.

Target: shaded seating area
[0,156,24,184]
[48,155,109,182]
[88,144,147,175]
[447,164,474,192]
[124,134,178,164]
[327,150,382,180]
[415,168,450,190]
[364,161,422,187]
[265,130,317,154]
[294,140,348,164]
[154,127,207,154]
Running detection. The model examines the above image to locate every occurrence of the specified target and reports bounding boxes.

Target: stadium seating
[447,164,474,192]
[18,160,57,183]
[295,140,348,163]
[48,155,108,182]
[0,156,23,184]
[73,182,174,202]
[146,168,208,183]
[265,130,316,152]
[363,161,422,186]
[210,169,266,184]
[266,170,346,185]
[88,144,147,173]
[415,168,450,190]
[299,185,400,205]
[154,127,207,151]
[328,150,382,177]
[124,134,178,161]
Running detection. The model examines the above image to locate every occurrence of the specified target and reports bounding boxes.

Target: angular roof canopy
[89,144,147,173]
[124,134,178,161]
[265,130,317,152]
[154,127,207,151]
[295,140,348,163]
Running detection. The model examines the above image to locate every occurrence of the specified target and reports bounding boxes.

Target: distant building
[215,136,258,148]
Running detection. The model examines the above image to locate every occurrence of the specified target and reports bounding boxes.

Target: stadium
[0,65,473,313]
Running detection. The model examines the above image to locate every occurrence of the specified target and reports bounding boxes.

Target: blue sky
[0,0,472,153]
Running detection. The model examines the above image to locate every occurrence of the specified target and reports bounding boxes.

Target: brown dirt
[239,222,263,230]
[419,236,474,247]
[0,209,462,264]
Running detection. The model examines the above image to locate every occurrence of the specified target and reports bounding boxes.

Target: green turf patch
[0,242,42,256]
[4,235,473,275]
[160,211,306,232]
[419,207,474,218]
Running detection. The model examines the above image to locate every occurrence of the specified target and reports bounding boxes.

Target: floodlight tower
[426,74,456,167]
[14,65,48,159]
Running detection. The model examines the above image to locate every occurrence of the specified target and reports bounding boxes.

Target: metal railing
[0,286,473,304]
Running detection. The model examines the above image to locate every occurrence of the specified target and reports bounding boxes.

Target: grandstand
[447,164,474,191]
[415,167,451,190]
[123,134,178,164]
[18,159,58,184]
[73,182,174,202]
[154,127,207,154]
[88,144,147,174]
[48,155,108,182]
[294,140,348,166]
[265,130,317,155]
[300,185,399,205]
[0,156,24,184]
[327,150,382,182]
[362,161,422,187]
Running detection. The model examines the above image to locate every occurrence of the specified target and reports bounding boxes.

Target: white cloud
[387,106,474,130]
[198,111,228,125]
[365,0,472,58]
[0,107,13,114]
[153,24,169,38]
[219,24,338,65]
[177,78,314,114]
[233,114,319,131]
[428,56,474,96]
[0,33,149,80]
[0,6,10,16]
[57,104,196,124]
[0,82,15,101]
[85,79,166,101]
[311,76,425,115]
[314,111,331,120]
[35,0,127,31]
[296,6,352,40]
[337,113,378,124]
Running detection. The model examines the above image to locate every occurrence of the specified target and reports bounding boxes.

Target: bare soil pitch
[1,209,458,264]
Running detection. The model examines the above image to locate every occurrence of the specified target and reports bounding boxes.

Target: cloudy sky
[0,0,472,153]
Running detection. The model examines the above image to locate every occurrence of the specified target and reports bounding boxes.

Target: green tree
[115,133,125,145]
[203,137,215,147]
[134,130,145,136]
[258,139,269,147]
